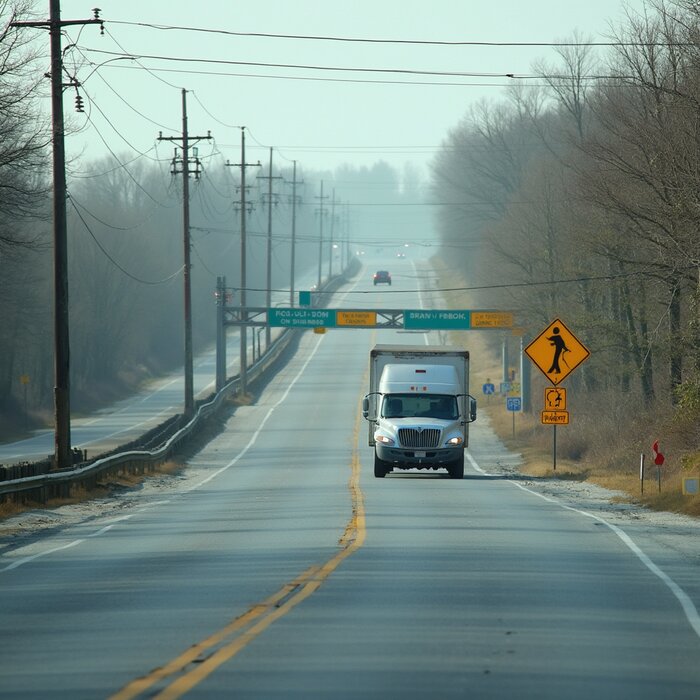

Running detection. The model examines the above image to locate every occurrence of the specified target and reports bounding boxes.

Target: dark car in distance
[373,270,391,285]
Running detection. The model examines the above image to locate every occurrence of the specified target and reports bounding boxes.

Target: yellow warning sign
[336,311,377,327]
[541,410,569,425]
[525,318,590,385]
[544,387,566,410]
[471,311,514,329]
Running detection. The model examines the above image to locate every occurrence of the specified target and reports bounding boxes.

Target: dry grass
[0,460,185,522]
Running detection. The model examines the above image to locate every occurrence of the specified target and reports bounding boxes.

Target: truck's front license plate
[415,451,426,458]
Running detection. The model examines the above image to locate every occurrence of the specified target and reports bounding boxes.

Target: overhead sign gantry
[224,307,514,331]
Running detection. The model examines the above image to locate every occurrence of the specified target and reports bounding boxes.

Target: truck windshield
[382,394,458,420]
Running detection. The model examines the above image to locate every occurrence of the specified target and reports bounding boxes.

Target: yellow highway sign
[525,318,590,385]
[541,410,569,425]
[336,311,377,327]
[544,387,566,411]
[471,311,513,329]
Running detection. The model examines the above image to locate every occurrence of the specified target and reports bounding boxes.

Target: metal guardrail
[0,327,296,505]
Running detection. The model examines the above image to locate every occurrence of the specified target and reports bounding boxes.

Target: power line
[69,194,184,284]
[235,269,669,296]
[91,62,537,88]
[106,21,688,48]
[77,47,546,80]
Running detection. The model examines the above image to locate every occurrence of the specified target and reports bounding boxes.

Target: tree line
[431,0,700,426]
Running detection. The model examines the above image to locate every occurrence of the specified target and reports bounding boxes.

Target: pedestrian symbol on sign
[546,326,569,375]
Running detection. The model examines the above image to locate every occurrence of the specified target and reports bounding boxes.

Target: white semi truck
[362,344,477,479]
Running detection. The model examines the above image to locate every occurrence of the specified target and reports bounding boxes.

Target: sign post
[653,440,665,492]
[20,374,30,433]
[525,319,590,471]
[482,379,495,403]
[506,396,521,437]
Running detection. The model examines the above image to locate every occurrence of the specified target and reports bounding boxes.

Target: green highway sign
[262,307,514,330]
[269,308,336,327]
[404,310,471,330]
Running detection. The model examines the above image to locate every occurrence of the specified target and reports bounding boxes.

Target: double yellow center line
[110,401,367,700]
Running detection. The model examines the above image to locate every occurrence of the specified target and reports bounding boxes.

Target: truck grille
[398,428,441,449]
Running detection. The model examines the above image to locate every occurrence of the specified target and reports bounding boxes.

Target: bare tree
[0,0,51,250]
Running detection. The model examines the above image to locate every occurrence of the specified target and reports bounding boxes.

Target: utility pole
[215,276,227,392]
[316,181,329,290]
[288,161,303,307]
[328,189,337,279]
[11,4,103,469]
[226,128,260,395]
[257,148,282,348]
[157,89,211,418]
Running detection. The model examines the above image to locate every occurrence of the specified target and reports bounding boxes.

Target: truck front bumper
[376,444,462,467]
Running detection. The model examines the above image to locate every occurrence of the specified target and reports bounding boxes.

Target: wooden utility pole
[328,189,337,279]
[257,148,282,348]
[316,181,328,290]
[226,129,260,395]
[157,90,211,417]
[11,4,103,469]
[289,161,300,307]
[287,161,304,307]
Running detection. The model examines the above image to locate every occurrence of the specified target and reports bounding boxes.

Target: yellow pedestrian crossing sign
[525,318,590,385]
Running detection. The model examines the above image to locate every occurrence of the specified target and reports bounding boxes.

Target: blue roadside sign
[482,383,495,395]
[506,397,522,412]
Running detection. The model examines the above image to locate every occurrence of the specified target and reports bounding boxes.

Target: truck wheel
[374,452,388,478]
[448,453,465,479]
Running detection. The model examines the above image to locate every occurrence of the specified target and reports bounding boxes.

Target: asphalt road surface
[2,260,700,699]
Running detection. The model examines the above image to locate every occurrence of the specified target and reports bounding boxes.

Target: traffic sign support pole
[553,425,557,472]
[520,335,531,413]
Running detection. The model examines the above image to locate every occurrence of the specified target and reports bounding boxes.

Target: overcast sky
[51,0,650,180]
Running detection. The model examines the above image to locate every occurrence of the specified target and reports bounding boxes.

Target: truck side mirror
[362,396,370,419]
[469,396,477,422]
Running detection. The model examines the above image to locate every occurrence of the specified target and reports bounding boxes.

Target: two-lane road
[2,259,700,698]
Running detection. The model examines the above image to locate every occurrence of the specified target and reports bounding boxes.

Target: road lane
[2,259,700,699]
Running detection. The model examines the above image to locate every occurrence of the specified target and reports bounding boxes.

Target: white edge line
[1,539,84,572]
[185,334,327,491]
[465,449,700,639]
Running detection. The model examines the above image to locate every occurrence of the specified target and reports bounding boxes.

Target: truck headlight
[375,434,395,446]
[446,436,463,446]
